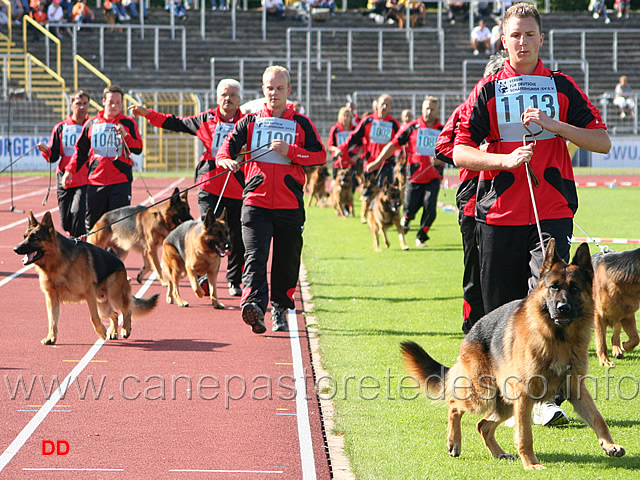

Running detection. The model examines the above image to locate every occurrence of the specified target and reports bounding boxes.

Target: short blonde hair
[263,65,290,86]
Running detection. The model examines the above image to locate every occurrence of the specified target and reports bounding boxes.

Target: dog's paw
[213,301,225,310]
[447,443,461,457]
[166,295,174,305]
[524,463,546,470]
[41,337,56,345]
[136,272,145,284]
[107,329,118,340]
[598,357,616,367]
[601,442,625,457]
[498,453,516,461]
[178,301,189,307]
[121,328,131,339]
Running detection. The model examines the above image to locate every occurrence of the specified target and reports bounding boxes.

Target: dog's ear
[571,242,594,283]
[540,237,561,276]
[180,188,188,202]
[219,208,227,223]
[41,211,54,230]
[28,210,38,227]
[203,208,215,226]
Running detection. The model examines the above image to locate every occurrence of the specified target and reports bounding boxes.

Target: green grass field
[302,185,640,479]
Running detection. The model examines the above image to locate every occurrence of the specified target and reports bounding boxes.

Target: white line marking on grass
[287,308,317,480]
[0,276,155,472]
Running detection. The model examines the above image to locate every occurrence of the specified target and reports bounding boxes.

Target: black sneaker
[198,275,210,297]
[228,282,242,297]
[272,307,289,332]
[241,303,266,334]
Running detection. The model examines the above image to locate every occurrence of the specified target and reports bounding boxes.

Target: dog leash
[521,113,545,257]
[42,157,53,206]
[0,144,39,173]
[115,127,155,204]
[573,220,610,253]
[80,142,274,242]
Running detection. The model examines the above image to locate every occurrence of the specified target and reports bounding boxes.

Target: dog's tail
[400,341,449,400]
[131,293,160,316]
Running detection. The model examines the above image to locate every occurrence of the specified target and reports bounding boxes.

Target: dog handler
[129,79,246,297]
[217,66,326,333]
[63,85,143,232]
[368,96,444,248]
[452,3,610,425]
[38,90,91,237]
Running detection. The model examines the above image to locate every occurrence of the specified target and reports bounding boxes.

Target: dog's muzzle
[14,244,43,266]
[551,301,573,326]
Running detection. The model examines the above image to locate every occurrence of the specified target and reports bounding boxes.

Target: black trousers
[197,189,244,287]
[85,182,131,232]
[476,218,573,314]
[241,205,304,313]
[56,173,87,237]
[403,178,440,242]
[459,214,484,332]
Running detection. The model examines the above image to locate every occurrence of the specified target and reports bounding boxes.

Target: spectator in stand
[475,0,493,20]
[446,0,468,25]
[0,4,8,32]
[217,65,326,334]
[29,0,47,41]
[60,0,73,20]
[368,96,444,248]
[400,109,413,125]
[72,0,94,28]
[211,0,227,10]
[366,0,388,24]
[47,0,72,38]
[265,0,285,20]
[109,0,130,22]
[590,0,611,23]
[490,18,503,53]
[614,0,630,19]
[337,93,401,188]
[471,18,491,56]
[37,90,91,237]
[614,75,635,118]
[123,0,145,19]
[130,78,246,298]
[63,84,143,232]
[9,0,25,24]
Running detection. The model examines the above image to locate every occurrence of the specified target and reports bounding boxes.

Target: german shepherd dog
[592,247,640,366]
[401,239,625,470]
[161,208,231,309]
[359,172,380,224]
[367,178,408,251]
[330,167,354,217]
[307,164,330,207]
[14,211,159,345]
[88,187,192,285]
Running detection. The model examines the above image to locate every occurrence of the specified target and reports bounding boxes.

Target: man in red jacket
[64,84,143,232]
[37,90,91,237]
[129,79,245,297]
[217,66,326,334]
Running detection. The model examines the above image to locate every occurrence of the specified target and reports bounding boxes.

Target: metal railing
[548,28,639,74]
[210,56,333,109]
[598,91,639,135]
[22,16,62,77]
[286,26,445,74]
[462,58,590,95]
[45,23,187,72]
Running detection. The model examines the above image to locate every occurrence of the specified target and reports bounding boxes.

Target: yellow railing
[74,54,111,93]
[0,0,12,52]
[22,16,62,77]
[27,53,66,116]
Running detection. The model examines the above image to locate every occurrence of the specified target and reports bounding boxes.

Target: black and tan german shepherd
[359,172,379,224]
[401,239,625,470]
[161,208,231,309]
[367,178,408,251]
[592,247,640,366]
[307,164,330,207]
[88,187,192,285]
[330,167,354,217]
[14,211,159,345]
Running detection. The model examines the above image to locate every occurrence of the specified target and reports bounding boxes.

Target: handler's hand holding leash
[520,111,545,256]
[114,124,155,204]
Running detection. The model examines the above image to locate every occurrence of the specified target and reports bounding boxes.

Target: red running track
[0,176,331,479]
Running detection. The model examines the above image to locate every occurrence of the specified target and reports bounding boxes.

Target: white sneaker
[605,17,611,23]
[415,238,427,248]
[593,11,599,18]
[532,402,569,426]
[473,49,479,56]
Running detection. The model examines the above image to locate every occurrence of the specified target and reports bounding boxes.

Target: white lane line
[0,275,155,472]
[169,469,283,474]
[287,308,317,480]
[0,188,49,206]
[0,177,42,189]
[23,468,125,472]
[0,207,60,233]
[0,265,34,288]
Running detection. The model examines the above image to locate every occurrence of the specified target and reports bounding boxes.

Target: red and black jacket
[455,59,606,226]
[339,113,400,170]
[435,104,479,220]
[392,117,443,184]
[216,103,326,210]
[41,115,89,188]
[68,110,142,186]
[145,106,245,199]
[328,122,357,169]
